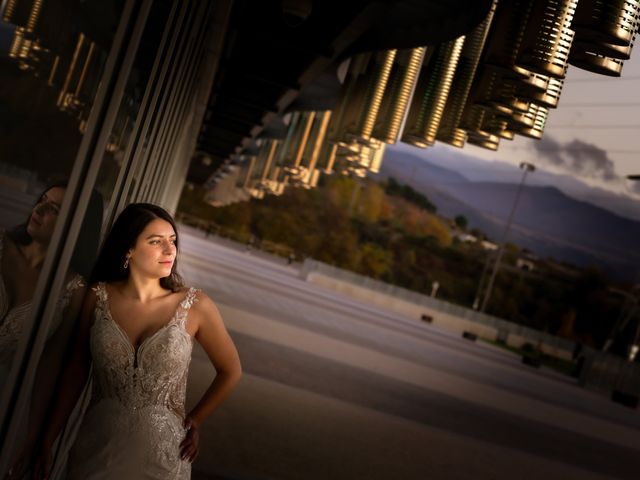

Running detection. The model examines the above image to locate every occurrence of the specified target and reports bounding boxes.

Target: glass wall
[0,0,127,445]
[0,4,137,476]
[0,0,214,476]
[0,0,216,473]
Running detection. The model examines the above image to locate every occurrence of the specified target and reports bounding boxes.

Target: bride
[34,203,242,479]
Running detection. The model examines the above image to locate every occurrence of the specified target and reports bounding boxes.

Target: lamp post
[625,174,640,361]
[480,161,535,312]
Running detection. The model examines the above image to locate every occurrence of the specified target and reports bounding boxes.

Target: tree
[454,215,468,230]
[384,177,437,212]
[357,182,385,223]
[359,242,393,278]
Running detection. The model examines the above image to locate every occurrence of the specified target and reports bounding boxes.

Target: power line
[559,102,640,107]
[500,146,640,154]
[567,75,640,82]
[549,125,640,129]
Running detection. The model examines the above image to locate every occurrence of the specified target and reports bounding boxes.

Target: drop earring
[123,257,129,269]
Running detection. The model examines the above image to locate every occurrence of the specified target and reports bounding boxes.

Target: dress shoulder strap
[180,287,199,310]
[92,282,108,306]
[176,287,199,328]
[58,274,86,313]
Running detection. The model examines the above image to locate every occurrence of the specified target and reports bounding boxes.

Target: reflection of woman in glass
[0,182,80,380]
[36,203,241,479]
[2,181,103,479]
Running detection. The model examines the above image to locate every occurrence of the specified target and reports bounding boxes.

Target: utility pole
[624,174,640,361]
[480,162,535,312]
[472,249,494,310]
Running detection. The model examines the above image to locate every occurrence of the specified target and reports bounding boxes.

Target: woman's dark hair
[90,203,184,292]
[7,180,104,278]
[8,180,69,245]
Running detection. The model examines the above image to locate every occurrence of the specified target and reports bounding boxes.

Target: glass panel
[5,2,179,476]
[0,0,121,384]
[0,0,126,471]
[122,0,197,206]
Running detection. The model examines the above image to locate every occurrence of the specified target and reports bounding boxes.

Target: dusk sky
[401,50,640,198]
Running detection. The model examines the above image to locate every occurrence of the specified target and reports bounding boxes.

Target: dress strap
[92,282,108,306]
[59,274,86,311]
[52,274,87,332]
[176,287,199,328]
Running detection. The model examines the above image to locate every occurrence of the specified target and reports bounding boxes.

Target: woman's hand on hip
[180,416,200,463]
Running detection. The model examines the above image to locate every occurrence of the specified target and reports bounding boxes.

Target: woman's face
[27,187,65,244]
[127,218,177,280]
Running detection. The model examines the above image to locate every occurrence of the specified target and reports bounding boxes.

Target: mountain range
[375,147,640,281]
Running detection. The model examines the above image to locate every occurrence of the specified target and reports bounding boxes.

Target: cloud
[531,134,622,184]
[531,135,565,167]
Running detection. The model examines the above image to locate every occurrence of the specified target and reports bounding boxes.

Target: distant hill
[386,144,640,221]
[375,149,640,280]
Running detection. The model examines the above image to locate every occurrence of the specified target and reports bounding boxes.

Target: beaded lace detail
[68,284,198,479]
[90,283,198,418]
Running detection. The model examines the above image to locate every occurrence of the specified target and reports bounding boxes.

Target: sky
[429,48,640,197]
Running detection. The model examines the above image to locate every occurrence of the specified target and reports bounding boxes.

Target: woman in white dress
[34,203,242,479]
[0,184,76,385]
[3,182,102,479]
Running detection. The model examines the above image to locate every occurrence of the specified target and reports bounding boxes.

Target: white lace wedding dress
[67,283,198,479]
[0,231,84,387]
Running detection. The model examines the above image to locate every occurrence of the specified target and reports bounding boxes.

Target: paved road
[178,227,640,480]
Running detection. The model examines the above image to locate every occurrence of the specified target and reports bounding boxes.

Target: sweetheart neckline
[100,284,193,366]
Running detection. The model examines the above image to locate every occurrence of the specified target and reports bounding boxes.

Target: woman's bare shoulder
[191,288,215,306]
[188,289,221,317]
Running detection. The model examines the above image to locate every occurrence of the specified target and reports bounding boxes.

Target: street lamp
[479,161,535,312]
[603,286,640,354]
[624,174,640,361]
[624,174,640,194]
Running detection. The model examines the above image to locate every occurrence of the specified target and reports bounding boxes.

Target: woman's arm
[180,292,241,462]
[33,287,96,479]
[26,284,86,448]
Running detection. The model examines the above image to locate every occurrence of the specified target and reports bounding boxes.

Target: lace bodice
[89,283,198,418]
[67,284,198,479]
[0,231,84,366]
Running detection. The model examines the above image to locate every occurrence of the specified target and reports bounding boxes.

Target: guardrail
[301,258,576,355]
[176,213,294,259]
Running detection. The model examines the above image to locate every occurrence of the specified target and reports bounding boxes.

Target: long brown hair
[90,203,184,292]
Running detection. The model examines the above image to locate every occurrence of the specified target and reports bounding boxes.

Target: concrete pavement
[179,228,640,479]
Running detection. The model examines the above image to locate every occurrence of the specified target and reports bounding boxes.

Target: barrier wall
[301,258,575,360]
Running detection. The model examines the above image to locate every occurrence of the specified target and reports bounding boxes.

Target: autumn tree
[454,215,468,230]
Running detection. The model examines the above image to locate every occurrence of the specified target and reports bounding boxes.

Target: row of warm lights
[210,0,639,203]
[3,0,110,135]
